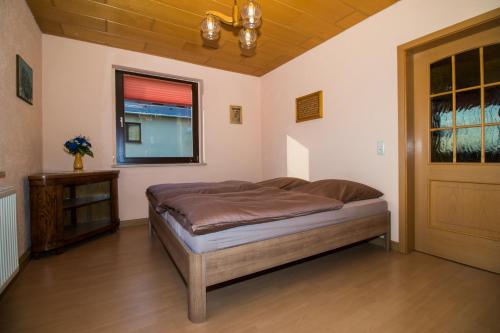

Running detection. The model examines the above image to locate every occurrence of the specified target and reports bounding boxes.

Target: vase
[73,153,83,171]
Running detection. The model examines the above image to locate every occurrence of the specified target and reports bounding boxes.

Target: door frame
[397,8,500,254]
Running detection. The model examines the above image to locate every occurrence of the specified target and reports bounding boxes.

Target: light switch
[377,141,385,156]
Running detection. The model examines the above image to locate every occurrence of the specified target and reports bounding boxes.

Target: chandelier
[200,0,262,50]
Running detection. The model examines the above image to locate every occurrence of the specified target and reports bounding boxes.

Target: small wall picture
[125,122,142,143]
[229,105,242,124]
[16,55,33,105]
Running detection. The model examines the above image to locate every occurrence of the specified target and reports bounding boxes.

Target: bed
[147,178,390,323]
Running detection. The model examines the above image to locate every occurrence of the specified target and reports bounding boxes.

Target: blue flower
[68,142,78,151]
[64,136,94,157]
[75,136,85,144]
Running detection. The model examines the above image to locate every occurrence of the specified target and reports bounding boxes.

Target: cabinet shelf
[63,194,111,209]
[63,220,116,243]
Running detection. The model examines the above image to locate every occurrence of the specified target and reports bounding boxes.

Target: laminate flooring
[1,225,499,333]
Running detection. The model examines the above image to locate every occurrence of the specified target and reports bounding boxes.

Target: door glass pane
[430,57,452,94]
[455,49,480,90]
[456,89,481,126]
[484,43,500,84]
[485,85,500,124]
[431,94,453,128]
[485,125,500,163]
[456,127,481,162]
[431,130,453,162]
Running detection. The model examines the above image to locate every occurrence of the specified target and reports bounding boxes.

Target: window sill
[111,162,207,168]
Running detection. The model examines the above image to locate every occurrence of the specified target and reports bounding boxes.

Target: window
[125,122,141,143]
[115,70,200,164]
[429,43,500,163]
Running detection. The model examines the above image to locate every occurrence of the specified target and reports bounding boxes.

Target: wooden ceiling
[27,0,398,76]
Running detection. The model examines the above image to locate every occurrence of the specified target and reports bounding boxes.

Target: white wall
[42,35,262,221]
[0,0,42,255]
[41,0,499,236]
[260,0,500,241]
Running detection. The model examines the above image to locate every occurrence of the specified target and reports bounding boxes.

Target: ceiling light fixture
[200,0,262,51]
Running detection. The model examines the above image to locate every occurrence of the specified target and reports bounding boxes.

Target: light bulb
[200,14,221,41]
[239,28,257,49]
[240,0,262,29]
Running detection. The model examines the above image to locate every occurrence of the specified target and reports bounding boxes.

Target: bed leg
[384,212,391,252]
[188,254,206,323]
[148,220,153,237]
[385,228,391,252]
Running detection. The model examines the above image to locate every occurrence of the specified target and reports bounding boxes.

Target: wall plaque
[296,90,323,123]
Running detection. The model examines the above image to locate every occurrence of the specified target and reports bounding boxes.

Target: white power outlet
[377,141,385,156]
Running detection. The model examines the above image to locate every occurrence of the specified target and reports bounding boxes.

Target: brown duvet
[147,180,261,211]
[147,182,343,235]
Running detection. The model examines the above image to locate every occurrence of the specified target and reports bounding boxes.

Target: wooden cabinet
[29,170,120,255]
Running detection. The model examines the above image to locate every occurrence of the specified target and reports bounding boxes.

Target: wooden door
[413,24,500,273]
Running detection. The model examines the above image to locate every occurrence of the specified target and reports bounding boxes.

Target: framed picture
[229,105,242,124]
[296,90,323,123]
[16,55,33,105]
[125,122,142,143]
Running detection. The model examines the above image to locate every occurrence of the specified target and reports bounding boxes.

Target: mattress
[163,198,388,253]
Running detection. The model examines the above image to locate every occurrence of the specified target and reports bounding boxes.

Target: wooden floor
[1,225,499,333]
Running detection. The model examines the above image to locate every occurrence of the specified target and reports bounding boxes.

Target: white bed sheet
[162,198,388,253]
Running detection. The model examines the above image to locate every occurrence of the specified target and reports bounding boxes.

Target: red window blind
[123,74,193,106]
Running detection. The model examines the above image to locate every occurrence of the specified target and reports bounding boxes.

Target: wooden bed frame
[149,204,391,323]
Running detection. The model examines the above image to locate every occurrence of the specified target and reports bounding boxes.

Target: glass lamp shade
[239,28,257,49]
[240,0,262,29]
[200,14,221,41]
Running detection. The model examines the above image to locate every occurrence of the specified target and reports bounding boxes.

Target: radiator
[0,186,18,294]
